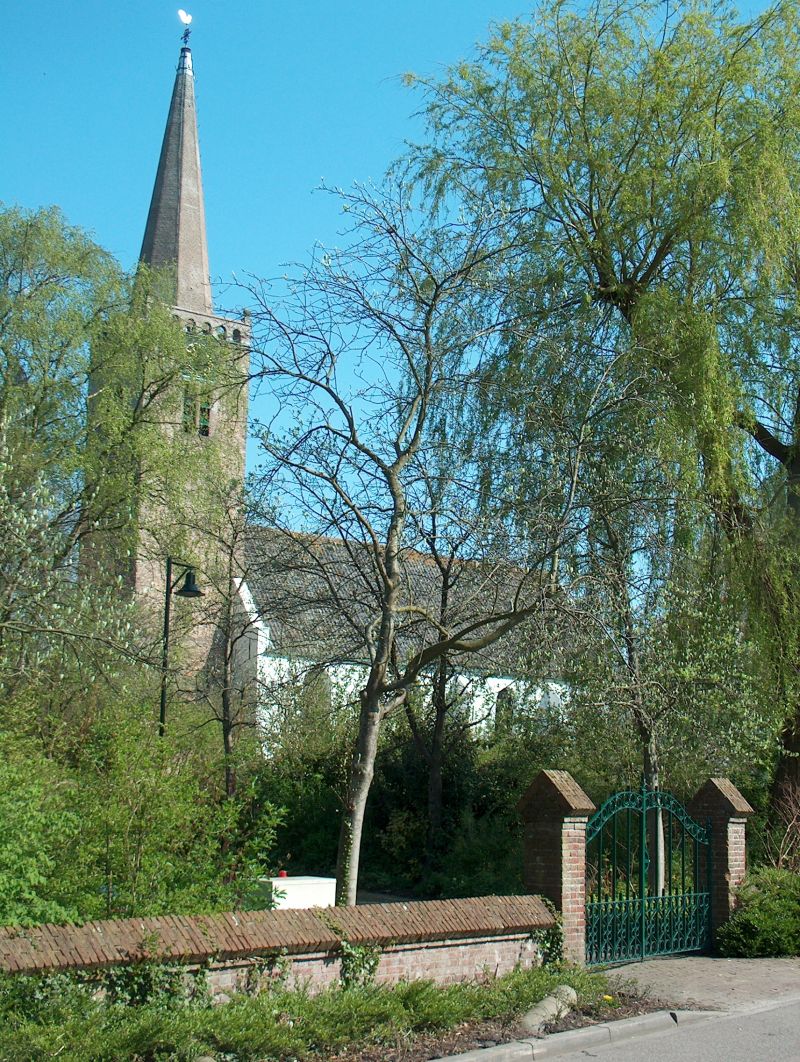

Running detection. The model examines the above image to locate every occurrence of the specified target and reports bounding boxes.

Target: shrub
[717,867,800,957]
[0,962,608,1060]
[0,960,208,1028]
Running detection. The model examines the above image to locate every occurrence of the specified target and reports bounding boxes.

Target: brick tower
[134,33,248,598]
[134,33,250,661]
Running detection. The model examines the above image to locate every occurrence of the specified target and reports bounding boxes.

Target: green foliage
[0,963,608,1061]
[253,725,349,878]
[91,960,207,1009]
[56,708,234,919]
[405,0,800,788]
[0,203,237,702]
[0,696,283,926]
[533,898,564,966]
[717,868,800,957]
[0,203,281,926]
[0,435,138,703]
[0,970,98,1031]
[0,735,79,924]
[562,562,780,797]
[339,940,382,989]
[0,204,138,696]
[0,960,208,1026]
[259,691,570,898]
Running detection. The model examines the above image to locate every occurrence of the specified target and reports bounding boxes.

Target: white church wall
[234,578,567,748]
[231,578,270,699]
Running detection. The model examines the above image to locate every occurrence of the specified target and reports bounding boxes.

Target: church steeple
[130,22,250,618]
[140,43,213,315]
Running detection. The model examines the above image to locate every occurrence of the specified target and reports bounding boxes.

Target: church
[131,33,563,738]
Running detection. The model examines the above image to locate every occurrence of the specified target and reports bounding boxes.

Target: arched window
[232,328,242,344]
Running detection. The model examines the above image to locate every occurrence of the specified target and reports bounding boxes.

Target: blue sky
[3,0,764,466]
[2,2,531,294]
[2,2,538,459]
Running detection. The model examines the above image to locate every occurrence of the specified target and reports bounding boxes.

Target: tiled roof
[0,896,554,974]
[244,526,551,675]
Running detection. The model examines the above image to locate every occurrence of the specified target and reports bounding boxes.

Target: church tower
[134,33,250,626]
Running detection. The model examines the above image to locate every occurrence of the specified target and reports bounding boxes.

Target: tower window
[182,391,195,432]
[198,400,211,437]
[183,389,212,437]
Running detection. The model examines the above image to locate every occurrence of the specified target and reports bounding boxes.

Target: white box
[263,875,336,909]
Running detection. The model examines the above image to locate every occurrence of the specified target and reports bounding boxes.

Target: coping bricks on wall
[0,896,554,977]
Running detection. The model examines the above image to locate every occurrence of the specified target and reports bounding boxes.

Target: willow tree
[0,204,233,712]
[406,0,800,790]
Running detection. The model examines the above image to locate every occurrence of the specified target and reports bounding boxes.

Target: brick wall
[0,896,554,997]
[688,778,754,943]
[560,817,588,963]
[518,770,595,964]
[207,933,542,1001]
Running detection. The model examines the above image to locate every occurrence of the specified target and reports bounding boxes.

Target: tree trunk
[762,579,800,804]
[221,683,236,800]
[770,450,800,796]
[644,735,665,897]
[424,658,449,870]
[774,714,800,792]
[220,626,237,800]
[335,694,384,905]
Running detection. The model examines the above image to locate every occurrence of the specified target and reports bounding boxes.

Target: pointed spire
[140,44,213,315]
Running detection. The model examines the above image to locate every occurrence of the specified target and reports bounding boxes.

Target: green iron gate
[585,781,712,965]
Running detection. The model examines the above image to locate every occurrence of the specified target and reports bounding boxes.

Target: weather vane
[178,9,193,45]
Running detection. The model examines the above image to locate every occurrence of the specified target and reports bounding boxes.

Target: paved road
[545,998,800,1061]
[610,955,800,1011]
[437,957,800,1061]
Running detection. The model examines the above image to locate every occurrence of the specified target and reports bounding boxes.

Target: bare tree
[246,184,618,903]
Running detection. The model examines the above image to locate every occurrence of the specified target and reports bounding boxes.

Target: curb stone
[431,1008,721,1061]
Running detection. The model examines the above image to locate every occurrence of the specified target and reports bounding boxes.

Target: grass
[0,964,609,1061]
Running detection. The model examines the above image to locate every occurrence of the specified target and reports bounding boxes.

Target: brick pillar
[518,770,595,964]
[688,778,754,944]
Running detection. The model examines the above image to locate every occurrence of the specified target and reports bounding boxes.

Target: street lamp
[159,555,204,737]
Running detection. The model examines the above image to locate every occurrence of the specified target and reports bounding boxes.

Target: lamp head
[174,568,203,598]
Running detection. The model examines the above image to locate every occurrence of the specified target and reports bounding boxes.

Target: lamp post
[159,555,204,737]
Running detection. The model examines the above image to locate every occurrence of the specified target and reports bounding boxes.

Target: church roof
[243,526,550,676]
[140,45,213,316]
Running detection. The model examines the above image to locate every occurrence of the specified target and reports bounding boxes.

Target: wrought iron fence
[585,781,712,964]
